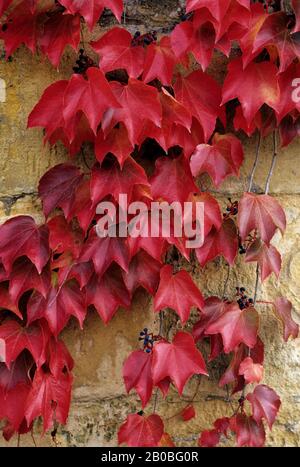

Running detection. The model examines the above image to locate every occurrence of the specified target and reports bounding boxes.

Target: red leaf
[91,27,145,78]
[219,338,264,389]
[118,413,164,447]
[238,193,286,245]
[0,284,22,319]
[47,337,74,379]
[186,0,250,20]
[0,215,49,274]
[102,79,162,146]
[9,257,51,304]
[39,13,80,68]
[47,215,83,259]
[195,218,238,267]
[151,154,198,205]
[154,265,204,324]
[181,404,196,421]
[205,302,259,353]
[275,63,300,122]
[38,163,83,218]
[273,297,299,341]
[142,36,176,86]
[230,413,265,447]
[246,384,281,429]
[123,350,153,408]
[171,11,217,71]
[0,2,40,58]
[0,383,31,434]
[91,156,149,204]
[25,368,73,433]
[85,267,130,324]
[245,239,281,282]
[253,12,300,73]
[221,58,280,125]
[63,67,120,136]
[80,230,130,277]
[123,251,161,297]
[238,357,263,384]
[199,429,220,447]
[187,192,222,238]
[152,331,208,394]
[193,296,228,342]
[27,282,86,337]
[95,125,133,167]
[174,70,222,142]
[190,133,244,187]
[0,319,50,368]
[28,80,69,140]
[59,0,123,31]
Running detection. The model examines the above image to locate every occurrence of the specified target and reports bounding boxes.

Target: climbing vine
[0,0,299,447]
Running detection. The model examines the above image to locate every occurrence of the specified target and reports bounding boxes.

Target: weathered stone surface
[0,0,299,448]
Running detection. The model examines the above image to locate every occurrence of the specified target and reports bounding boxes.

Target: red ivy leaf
[181,405,196,421]
[151,154,198,205]
[190,133,244,187]
[91,156,149,205]
[118,413,164,447]
[245,238,281,282]
[123,350,154,408]
[222,58,280,125]
[39,13,81,68]
[238,193,286,245]
[0,319,50,368]
[152,331,208,394]
[195,218,238,267]
[0,285,22,319]
[142,36,176,86]
[230,413,265,447]
[238,356,263,384]
[38,163,83,218]
[91,27,145,78]
[187,192,222,238]
[63,67,120,136]
[85,267,130,324]
[27,80,68,140]
[95,125,133,167]
[253,12,300,73]
[154,265,204,324]
[25,368,73,433]
[174,70,222,142]
[273,297,299,341]
[9,257,51,304]
[102,78,162,146]
[0,216,49,274]
[246,384,281,429]
[27,282,86,337]
[0,2,40,58]
[205,302,259,353]
[123,251,161,297]
[59,0,123,31]
[80,230,130,277]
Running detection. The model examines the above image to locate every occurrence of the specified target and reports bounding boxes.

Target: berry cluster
[139,328,161,353]
[132,31,157,47]
[223,198,238,219]
[73,49,95,74]
[236,287,254,310]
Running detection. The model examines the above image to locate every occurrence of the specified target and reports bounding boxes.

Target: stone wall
[0,0,299,447]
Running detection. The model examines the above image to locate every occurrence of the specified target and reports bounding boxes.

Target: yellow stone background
[0,0,299,447]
